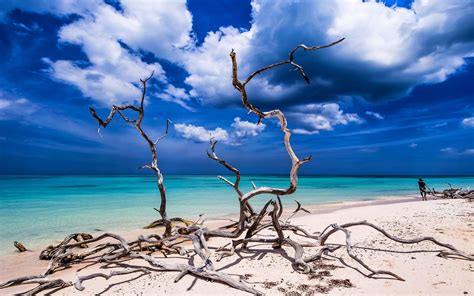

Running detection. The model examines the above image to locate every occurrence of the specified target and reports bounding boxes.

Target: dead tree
[2,40,473,295]
[88,72,173,237]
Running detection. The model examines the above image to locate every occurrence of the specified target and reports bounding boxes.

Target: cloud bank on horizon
[0,0,473,175]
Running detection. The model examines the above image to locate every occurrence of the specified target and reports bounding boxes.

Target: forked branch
[89,72,172,237]
[229,39,346,203]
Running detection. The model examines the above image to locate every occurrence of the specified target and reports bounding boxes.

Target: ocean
[0,175,472,255]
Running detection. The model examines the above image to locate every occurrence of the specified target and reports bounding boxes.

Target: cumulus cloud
[44,57,159,106]
[231,117,266,137]
[37,0,194,107]
[180,0,474,107]
[5,0,474,110]
[290,103,362,134]
[181,26,256,106]
[365,111,384,120]
[174,123,229,143]
[462,117,474,127]
[409,143,418,148]
[155,85,195,111]
[175,116,266,144]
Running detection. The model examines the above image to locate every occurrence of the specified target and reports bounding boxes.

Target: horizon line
[1,174,473,178]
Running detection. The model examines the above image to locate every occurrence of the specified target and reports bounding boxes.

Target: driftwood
[14,241,27,252]
[2,40,473,295]
[427,186,474,200]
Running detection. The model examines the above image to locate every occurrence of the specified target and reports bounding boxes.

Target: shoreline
[167,194,420,228]
[1,197,472,295]
[0,195,420,257]
[3,174,471,257]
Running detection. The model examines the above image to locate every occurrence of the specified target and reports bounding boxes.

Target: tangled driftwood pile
[428,184,474,200]
[2,40,473,295]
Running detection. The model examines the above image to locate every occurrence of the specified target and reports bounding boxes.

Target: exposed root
[74,268,150,291]
[318,221,474,261]
[0,275,72,295]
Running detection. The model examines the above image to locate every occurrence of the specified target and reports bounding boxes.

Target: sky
[0,0,473,176]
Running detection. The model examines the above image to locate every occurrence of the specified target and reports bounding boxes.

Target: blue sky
[0,0,473,175]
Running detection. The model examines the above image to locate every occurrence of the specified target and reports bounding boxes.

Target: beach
[1,197,472,295]
[2,175,473,254]
[2,0,474,294]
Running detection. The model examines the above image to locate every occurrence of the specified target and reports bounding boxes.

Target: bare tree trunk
[89,73,172,236]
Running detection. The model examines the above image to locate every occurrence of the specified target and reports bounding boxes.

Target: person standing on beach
[418,178,427,201]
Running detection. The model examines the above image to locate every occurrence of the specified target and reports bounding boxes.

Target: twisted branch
[230,40,346,203]
[89,72,172,237]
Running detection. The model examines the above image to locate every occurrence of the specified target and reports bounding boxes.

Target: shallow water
[0,175,472,255]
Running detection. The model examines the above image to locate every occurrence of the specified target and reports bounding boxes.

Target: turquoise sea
[0,175,473,255]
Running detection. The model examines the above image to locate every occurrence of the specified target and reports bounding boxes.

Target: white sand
[1,197,473,295]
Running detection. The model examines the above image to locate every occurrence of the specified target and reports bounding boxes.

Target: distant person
[418,178,427,201]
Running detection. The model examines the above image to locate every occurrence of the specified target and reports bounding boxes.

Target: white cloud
[409,143,418,148]
[0,99,12,109]
[0,92,106,142]
[290,103,362,134]
[45,58,157,106]
[359,147,379,153]
[179,0,474,106]
[441,147,456,153]
[441,147,474,156]
[155,85,195,111]
[174,116,266,144]
[5,0,473,110]
[461,117,474,128]
[293,128,319,135]
[365,111,384,120]
[181,26,256,106]
[174,123,229,143]
[464,149,474,155]
[0,0,102,22]
[0,96,36,120]
[231,117,266,137]
[13,22,42,32]
[433,122,448,128]
[40,0,194,107]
